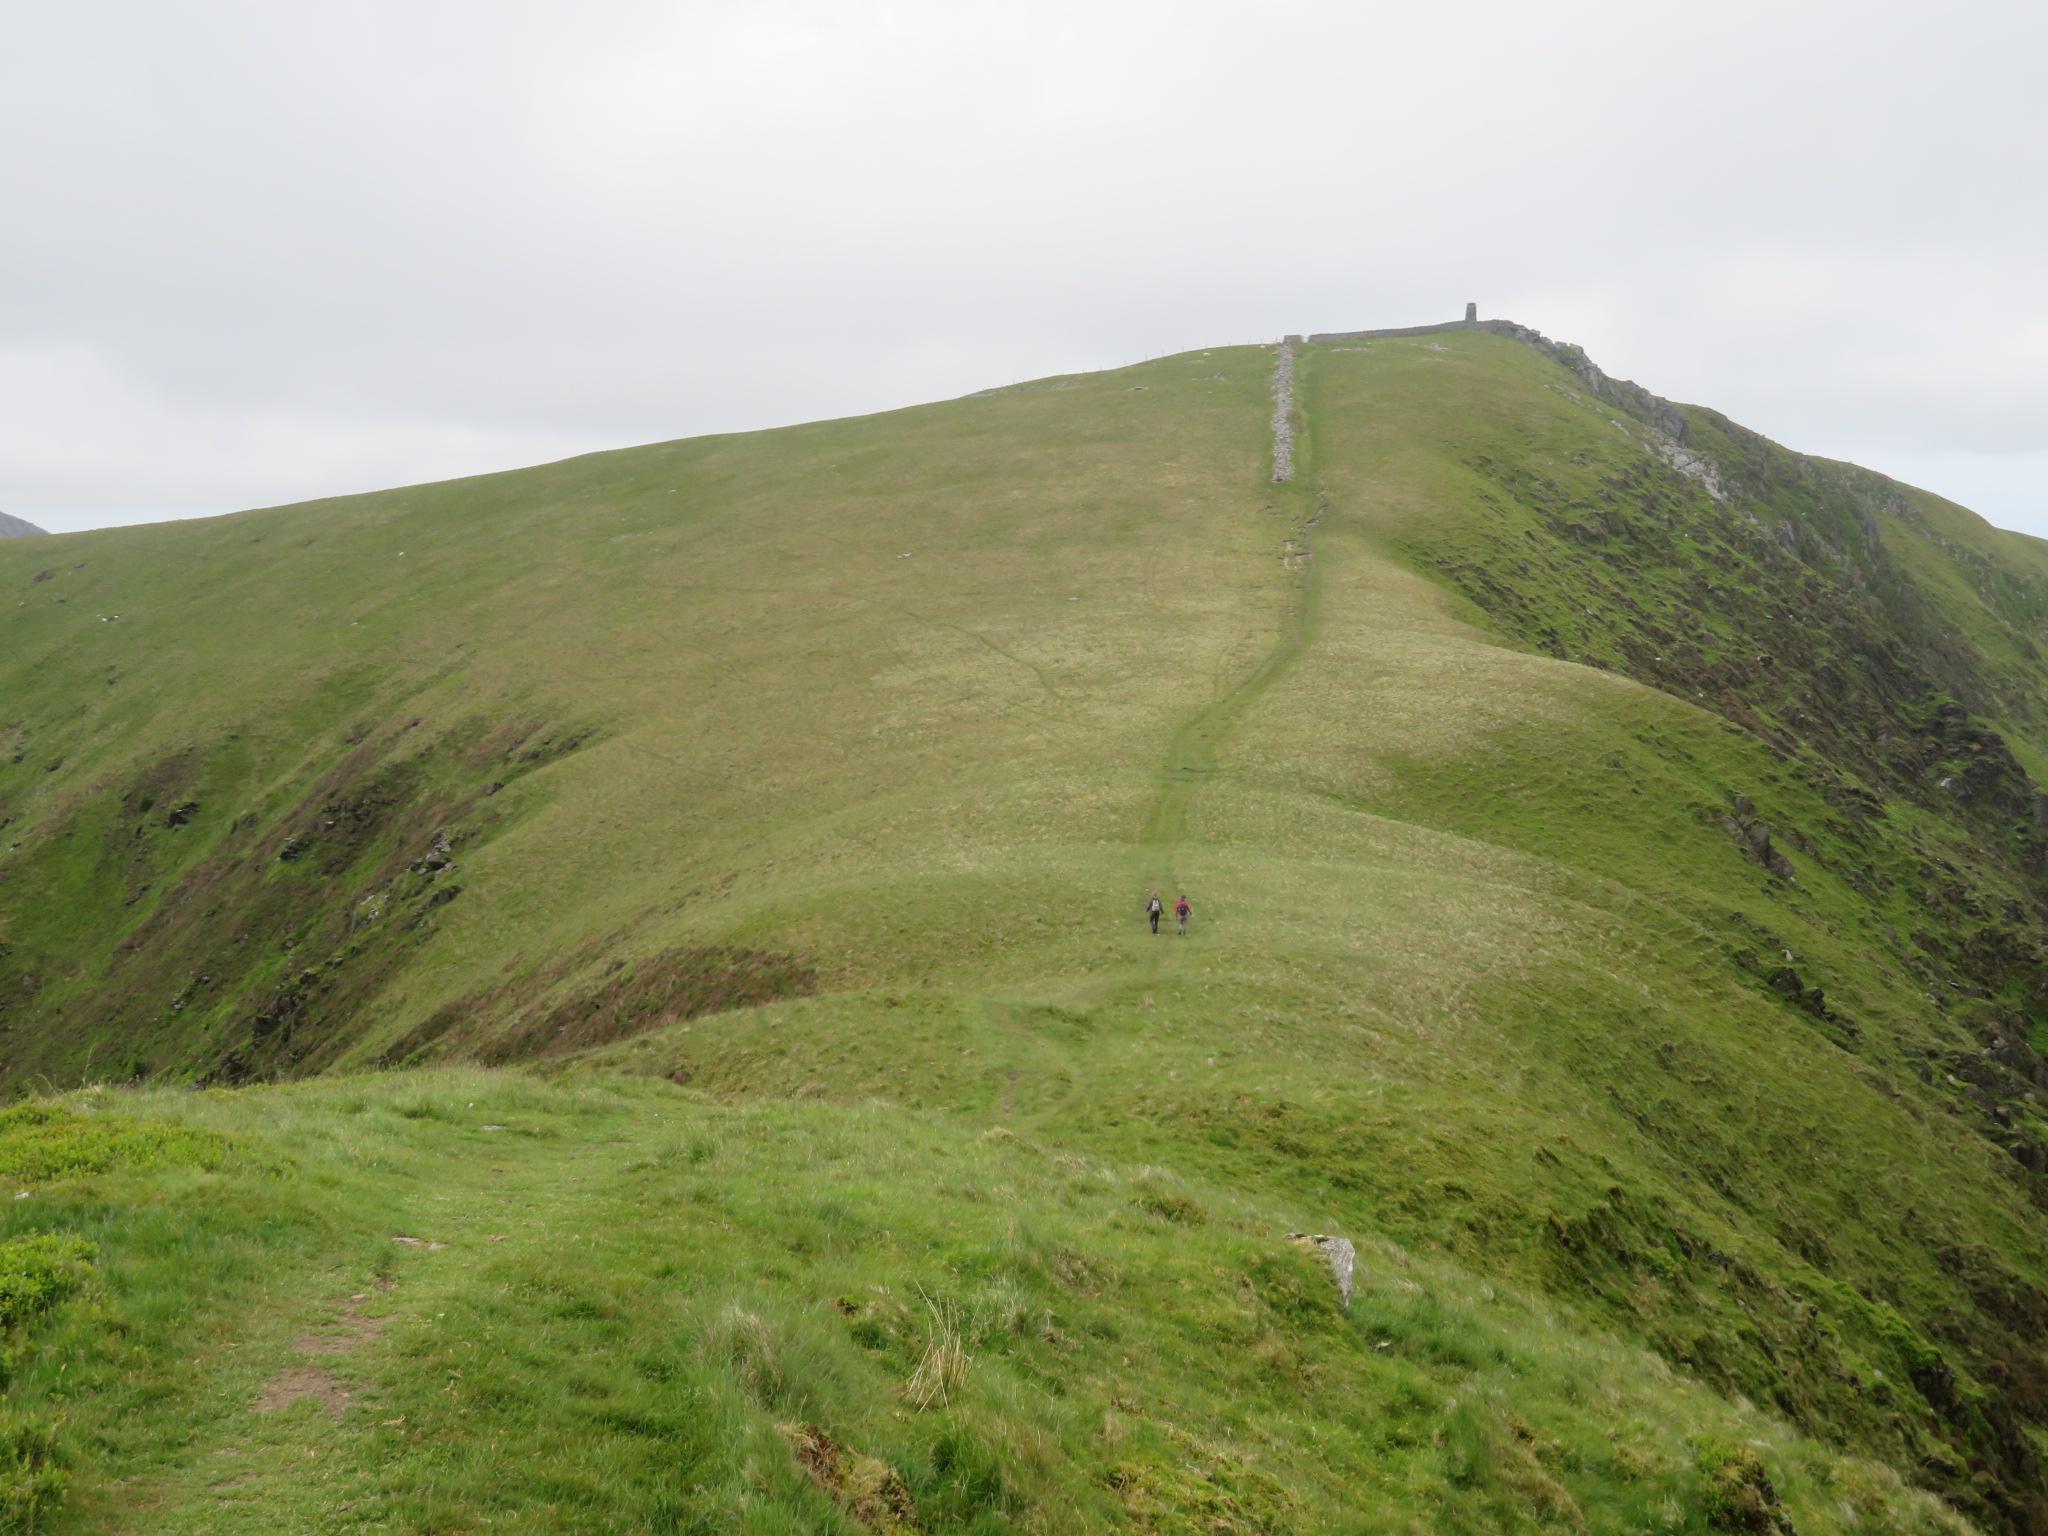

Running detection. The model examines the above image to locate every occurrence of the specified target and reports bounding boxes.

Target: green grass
[0,1105,247,1187]
[0,331,2046,1528]
[0,1071,1977,1535]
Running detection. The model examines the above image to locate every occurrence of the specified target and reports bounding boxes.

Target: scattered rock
[409,829,455,873]
[391,1236,446,1250]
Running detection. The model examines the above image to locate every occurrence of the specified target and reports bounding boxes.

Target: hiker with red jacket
[1175,894,1192,936]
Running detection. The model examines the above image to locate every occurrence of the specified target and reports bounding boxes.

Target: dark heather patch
[0,712,602,1089]
[382,945,817,1067]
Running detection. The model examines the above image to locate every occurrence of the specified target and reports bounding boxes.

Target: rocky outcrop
[1723,795,1797,882]
[1305,315,1692,442]
[1476,320,1692,441]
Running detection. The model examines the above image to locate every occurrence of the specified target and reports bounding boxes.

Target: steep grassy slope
[0,351,1286,1083]
[0,331,2046,1533]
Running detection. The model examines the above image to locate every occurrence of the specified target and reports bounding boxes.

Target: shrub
[0,1105,243,1187]
[0,1236,96,1330]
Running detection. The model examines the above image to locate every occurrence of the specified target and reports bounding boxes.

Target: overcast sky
[5,0,2046,537]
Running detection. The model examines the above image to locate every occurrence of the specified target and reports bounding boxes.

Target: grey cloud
[3,0,2045,533]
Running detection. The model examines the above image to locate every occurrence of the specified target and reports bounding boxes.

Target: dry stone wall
[1271,340,1297,483]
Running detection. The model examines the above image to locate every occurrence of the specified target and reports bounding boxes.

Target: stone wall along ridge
[1271,338,1298,483]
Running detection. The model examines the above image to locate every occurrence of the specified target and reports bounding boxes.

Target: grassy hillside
[0,1073,1978,1536]
[0,329,2045,1533]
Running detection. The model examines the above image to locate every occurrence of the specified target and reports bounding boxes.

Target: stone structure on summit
[1309,303,1484,344]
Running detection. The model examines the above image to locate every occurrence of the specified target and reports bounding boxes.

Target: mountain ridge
[0,329,2046,1532]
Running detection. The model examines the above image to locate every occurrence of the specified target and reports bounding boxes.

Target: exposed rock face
[1475,319,1694,440]
[0,513,48,538]
[1722,795,1797,882]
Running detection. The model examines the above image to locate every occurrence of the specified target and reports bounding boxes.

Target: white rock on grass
[1286,1232,1355,1308]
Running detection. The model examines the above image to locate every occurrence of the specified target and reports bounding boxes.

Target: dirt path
[113,1128,638,1534]
[1137,341,1329,937]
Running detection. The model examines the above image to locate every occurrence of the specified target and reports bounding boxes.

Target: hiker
[1146,890,1164,934]
[1175,894,1192,936]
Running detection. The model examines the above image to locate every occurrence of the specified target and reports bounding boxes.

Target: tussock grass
[901,1292,970,1411]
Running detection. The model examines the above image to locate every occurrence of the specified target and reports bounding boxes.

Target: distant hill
[0,512,46,537]
[2,328,2047,1532]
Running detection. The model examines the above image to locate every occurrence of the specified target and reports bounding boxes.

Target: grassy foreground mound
[1,328,2047,1529]
[0,1072,1977,1535]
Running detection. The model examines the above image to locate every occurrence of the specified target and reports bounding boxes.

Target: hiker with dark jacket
[1146,891,1164,933]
